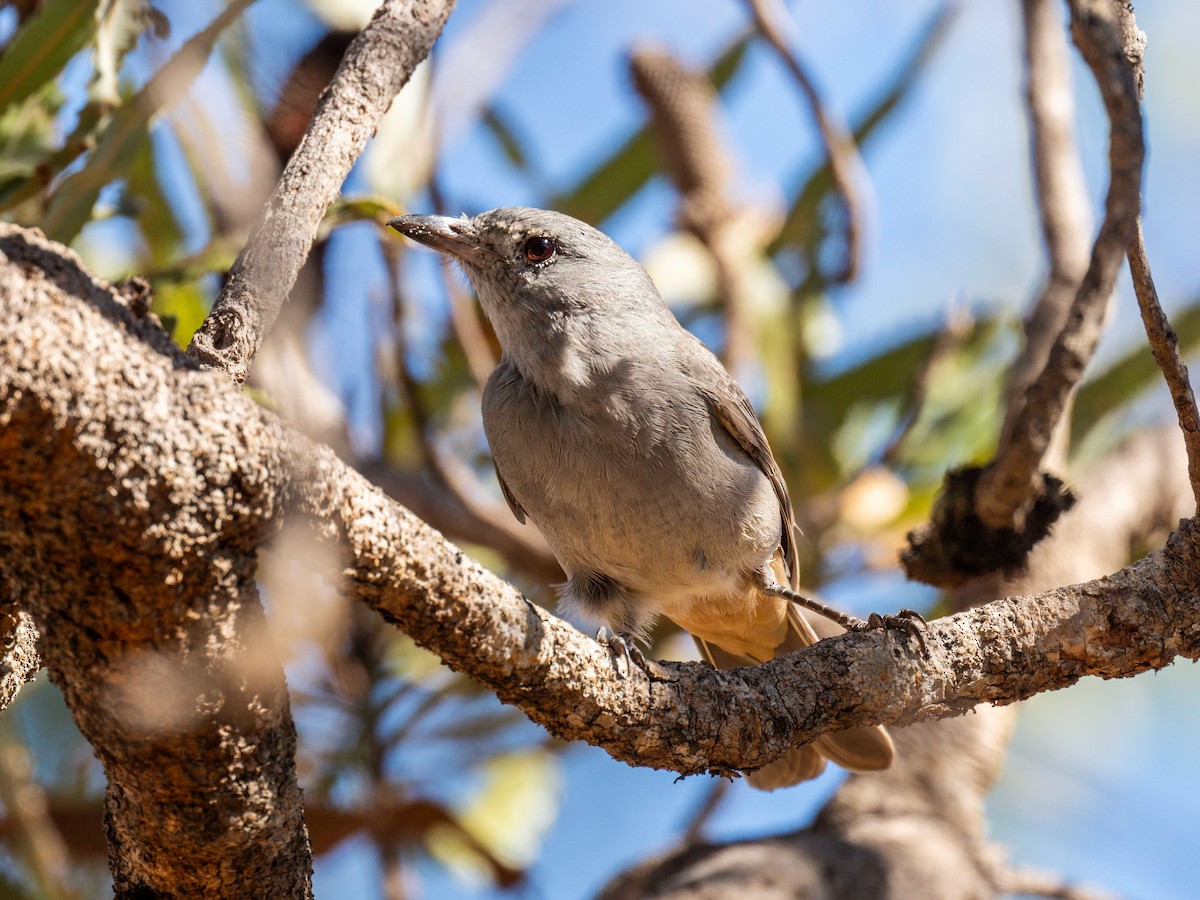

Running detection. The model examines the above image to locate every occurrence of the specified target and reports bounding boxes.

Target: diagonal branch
[742,0,869,283]
[1002,0,1093,468]
[187,0,456,383]
[975,0,1144,530]
[904,0,1146,587]
[1127,224,1200,509]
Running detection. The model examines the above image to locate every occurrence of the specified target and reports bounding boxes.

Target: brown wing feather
[493,463,527,524]
[698,362,800,589]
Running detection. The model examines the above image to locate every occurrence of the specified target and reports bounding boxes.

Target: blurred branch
[993,867,1118,900]
[904,0,1146,586]
[0,794,524,889]
[742,0,868,283]
[1002,0,1093,469]
[0,607,40,712]
[629,44,765,374]
[188,0,457,383]
[0,718,78,900]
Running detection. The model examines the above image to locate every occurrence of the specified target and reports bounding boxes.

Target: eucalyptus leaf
[0,0,99,116]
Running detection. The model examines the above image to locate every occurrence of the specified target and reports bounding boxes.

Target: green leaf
[127,129,183,263]
[40,0,255,243]
[0,82,63,185]
[0,99,102,213]
[319,194,404,240]
[0,0,99,116]
[552,32,752,224]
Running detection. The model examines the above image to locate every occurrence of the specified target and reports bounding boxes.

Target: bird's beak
[387,214,491,267]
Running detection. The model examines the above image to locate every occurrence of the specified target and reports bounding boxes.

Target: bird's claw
[597,627,648,678]
[847,608,929,656]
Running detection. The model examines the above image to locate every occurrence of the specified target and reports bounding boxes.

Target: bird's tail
[693,567,894,790]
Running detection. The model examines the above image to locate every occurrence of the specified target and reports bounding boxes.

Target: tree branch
[629,43,760,374]
[741,0,868,283]
[1002,0,1093,467]
[1,228,312,898]
[186,0,456,383]
[4,225,1198,790]
[904,0,1146,586]
[975,0,1143,528]
[1127,224,1200,510]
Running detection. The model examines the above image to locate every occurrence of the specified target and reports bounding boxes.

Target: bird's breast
[482,360,781,597]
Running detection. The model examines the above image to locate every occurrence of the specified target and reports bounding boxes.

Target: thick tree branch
[0,607,40,712]
[187,0,456,383]
[1,229,311,898]
[4,226,1199,790]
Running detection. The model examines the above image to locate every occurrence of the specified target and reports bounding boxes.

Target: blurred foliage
[0,1,1191,897]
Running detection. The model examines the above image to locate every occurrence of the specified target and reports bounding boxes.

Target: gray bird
[389,207,920,789]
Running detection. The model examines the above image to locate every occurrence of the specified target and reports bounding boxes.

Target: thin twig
[975,0,1144,530]
[188,0,457,383]
[742,0,868,283]
[680,779,731,845]
[1127,223,1200,510]
[1102,2,1200,511]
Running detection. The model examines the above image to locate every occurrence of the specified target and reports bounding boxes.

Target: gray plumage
[389,207,893,788]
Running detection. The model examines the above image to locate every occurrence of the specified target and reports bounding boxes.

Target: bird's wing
[493,462,527,524]
[687,341,800,588]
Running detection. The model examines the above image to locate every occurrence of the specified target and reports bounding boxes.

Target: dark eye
[522,235,557,264]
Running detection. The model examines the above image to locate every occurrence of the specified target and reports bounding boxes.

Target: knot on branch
[901,466,1076,588]
[187,306,255,384]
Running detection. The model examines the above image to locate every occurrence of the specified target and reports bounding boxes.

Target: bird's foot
[844,608,929,657]
[596,627,648,678]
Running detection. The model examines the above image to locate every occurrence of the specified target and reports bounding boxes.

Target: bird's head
[388,207,663,353]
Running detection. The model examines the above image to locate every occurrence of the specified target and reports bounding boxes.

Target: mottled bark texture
[187,0,456,383]
[4,223,1200,787]
[0,229,312,898]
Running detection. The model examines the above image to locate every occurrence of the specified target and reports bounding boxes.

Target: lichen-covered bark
[0,229,311,898]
